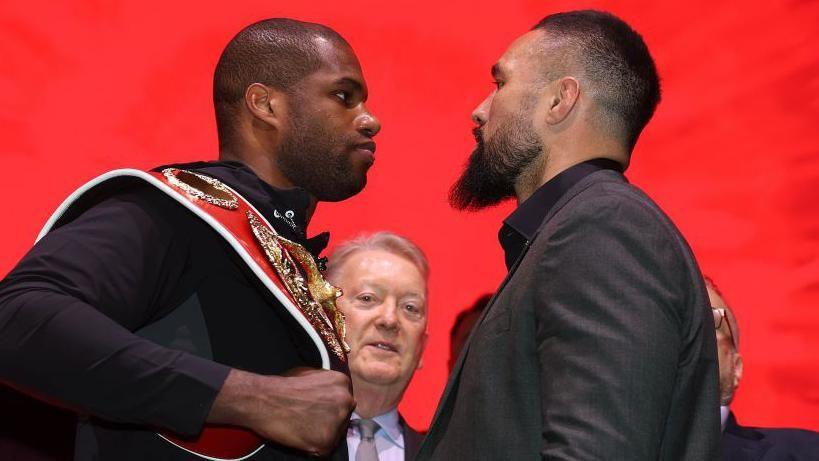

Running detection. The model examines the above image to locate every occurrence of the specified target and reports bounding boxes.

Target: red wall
[2,0,818,431]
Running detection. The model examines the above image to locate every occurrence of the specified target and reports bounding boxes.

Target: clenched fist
[209,367,356,456]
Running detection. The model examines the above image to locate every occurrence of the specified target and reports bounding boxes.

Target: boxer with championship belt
[0,18,380,461]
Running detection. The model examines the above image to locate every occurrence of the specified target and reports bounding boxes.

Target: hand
[209,368,355,456]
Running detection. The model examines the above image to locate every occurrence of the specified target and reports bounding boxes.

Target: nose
[356,106,381,138]
[375,300,398,331]
[471,94,491,127]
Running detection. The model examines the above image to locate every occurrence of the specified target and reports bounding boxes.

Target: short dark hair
[213,18,347,147]
[532,10,661,150]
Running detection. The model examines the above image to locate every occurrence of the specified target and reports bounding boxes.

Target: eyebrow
[353,281,426,302]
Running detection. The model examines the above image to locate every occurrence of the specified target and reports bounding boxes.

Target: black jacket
[723,412,819,461]
[418,169,720,460]
[0,161,345,460]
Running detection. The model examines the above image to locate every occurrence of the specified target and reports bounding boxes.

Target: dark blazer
[401,417,424,461]
[417,170,721,460]
[723,412,819,460]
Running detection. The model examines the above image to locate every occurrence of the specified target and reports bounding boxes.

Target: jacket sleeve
[533,192,691,459]
[0,185,230,436]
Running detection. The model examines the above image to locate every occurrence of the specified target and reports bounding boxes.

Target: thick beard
[449,115,543,211]
[276,108,368,202]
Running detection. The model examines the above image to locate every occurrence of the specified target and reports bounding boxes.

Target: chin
[355,365,401,386]
[318,177,366,202]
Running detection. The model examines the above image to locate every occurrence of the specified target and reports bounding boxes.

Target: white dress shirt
[347,409,405,461]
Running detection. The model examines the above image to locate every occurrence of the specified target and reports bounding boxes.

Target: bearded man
[0,18,379,461]
[417,10,720,460]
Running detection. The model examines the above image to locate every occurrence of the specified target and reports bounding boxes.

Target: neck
[219,147,293,190]
[516,135,627,204]
[351,379,403,419]
[220,144,319,225]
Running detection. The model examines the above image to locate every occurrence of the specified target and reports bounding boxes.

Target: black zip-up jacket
[0,161,345,460]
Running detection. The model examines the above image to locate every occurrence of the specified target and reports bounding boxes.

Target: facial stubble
[277,103,368,202]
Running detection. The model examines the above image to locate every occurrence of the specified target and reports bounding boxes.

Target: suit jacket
[401,417,424,461]
[723,412,819,460]
[417,169,721,460]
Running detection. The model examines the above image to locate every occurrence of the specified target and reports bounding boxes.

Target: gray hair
[325,232,429,285]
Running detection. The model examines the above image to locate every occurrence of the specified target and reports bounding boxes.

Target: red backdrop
[2,0,818,431]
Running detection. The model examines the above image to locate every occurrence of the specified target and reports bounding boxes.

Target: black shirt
[0,161,340,460]
[498,158,623,270]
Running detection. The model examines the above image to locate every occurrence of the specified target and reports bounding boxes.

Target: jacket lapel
[401,416,424,461]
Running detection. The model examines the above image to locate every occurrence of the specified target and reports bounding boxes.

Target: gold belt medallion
[247,212,349,360]
[162,168,239,210]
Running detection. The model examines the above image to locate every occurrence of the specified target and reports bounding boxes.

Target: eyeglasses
[712,307,737,349]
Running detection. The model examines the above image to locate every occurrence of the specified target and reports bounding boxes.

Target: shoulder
[725,417,819,459]
[527,172,698,316]
[47,175,199,240]
[554,173,677,236]
[535,173,688,264]
[758,426,819,455]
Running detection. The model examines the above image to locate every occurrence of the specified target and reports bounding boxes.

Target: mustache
[472,127,484,144]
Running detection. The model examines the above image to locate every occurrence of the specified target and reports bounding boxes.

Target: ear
[416,331,429,370]
[544,76,580,125]
[732,353,743,390]
[244,83,284,129]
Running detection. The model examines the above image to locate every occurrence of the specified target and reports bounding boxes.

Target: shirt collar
[720,405,730,432]
[154,160,329,257]
[350,409,404,449]
[499,158,623,270]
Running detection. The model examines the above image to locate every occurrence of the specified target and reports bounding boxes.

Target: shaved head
[213,18,350,147]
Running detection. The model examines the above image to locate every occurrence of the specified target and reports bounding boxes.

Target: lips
[355,141,377,154]
[366,341,398,353]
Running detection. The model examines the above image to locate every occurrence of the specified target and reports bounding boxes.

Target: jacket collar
[722,411,773,461]
[154,160,329,257]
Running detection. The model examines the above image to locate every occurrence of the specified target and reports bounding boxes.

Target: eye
[357,293,375,304]
[492,80,504,90]
[403,303,424,318]
[333,90,352,104]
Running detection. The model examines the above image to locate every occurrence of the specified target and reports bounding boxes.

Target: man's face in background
[708,286,743,405]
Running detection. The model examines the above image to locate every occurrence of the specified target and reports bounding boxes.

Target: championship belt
[37,168,349,461]
[157,168,349,361]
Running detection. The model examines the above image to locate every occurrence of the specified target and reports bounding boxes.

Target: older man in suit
[417,10,720,460]
[326,232,428,461]
[706,278,819,460]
